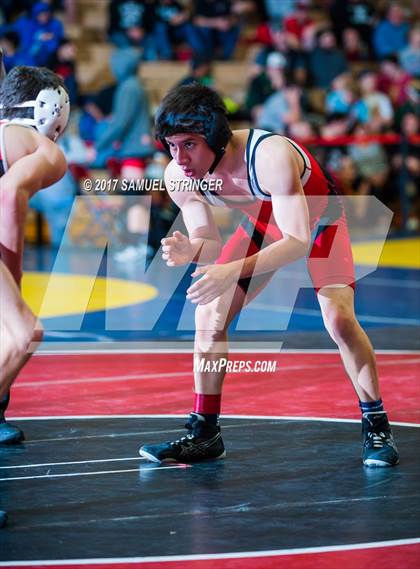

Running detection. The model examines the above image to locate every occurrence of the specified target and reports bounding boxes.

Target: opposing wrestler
[0,63,69,525]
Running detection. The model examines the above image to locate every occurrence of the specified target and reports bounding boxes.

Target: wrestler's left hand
[187,263,241,305]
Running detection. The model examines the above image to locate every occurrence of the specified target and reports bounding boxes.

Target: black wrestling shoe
[0,392,24,444]
[0,420,24,444]
[362,412,399,467]
[139,413,226,464]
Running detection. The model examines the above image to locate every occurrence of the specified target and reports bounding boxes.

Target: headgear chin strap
[3,87,70,141]
[208,149,225,175]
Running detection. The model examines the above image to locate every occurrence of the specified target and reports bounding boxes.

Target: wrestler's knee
[323,305,357,345]
[194,300,229,354]
[15,306,43,357]
[194,293,233,331]
[31,319,44,350]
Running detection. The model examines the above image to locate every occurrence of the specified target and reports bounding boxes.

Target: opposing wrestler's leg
[0,262,43,442]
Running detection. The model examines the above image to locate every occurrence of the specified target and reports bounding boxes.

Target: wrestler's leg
[0,260,43,401]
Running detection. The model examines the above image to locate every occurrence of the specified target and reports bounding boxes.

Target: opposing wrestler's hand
[187,263,240,305]
[161,231,194,266]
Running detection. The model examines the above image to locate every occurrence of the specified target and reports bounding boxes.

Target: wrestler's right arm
[161,160,223,267]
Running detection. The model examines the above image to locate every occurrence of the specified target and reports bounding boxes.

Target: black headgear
[155,87,232,175]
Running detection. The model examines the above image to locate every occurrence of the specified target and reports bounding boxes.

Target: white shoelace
[368,432,386,448]
[171,433,195,447]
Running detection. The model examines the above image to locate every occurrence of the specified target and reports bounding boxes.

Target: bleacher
[14,0,419,243]
[72,0,254,101]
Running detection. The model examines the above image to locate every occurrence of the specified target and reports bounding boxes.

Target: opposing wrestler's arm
[0,128,67,284]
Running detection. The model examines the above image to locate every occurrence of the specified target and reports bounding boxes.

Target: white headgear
[2,87,70,141]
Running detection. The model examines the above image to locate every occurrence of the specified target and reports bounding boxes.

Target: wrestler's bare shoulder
[256,133,292,156]
[165,158,185,180]
[164,159,204,206]
[3,125,65,169]
[253,133,303,179]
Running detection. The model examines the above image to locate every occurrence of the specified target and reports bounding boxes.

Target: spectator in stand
[330,0,374,53]
[283,0,314,51]
[192,0,240,60]
[108,0,157,60]
[348,122,389,184]
[177,53,214,87]
[263,0,297,24]
[352,70,394,132]
[79,84,117,143]
[0,31,27,70]
[399,26,420,78]
[346,0,374,52]
[12,1,64,66]
[395,78,420,128]
[48,37,79,105]
[334,154,382,229]
[377,55,412,107]
[373,3,409,60]
[253,26,307,85]
[256,61,301,133]
[309,29,348,89]
[320,112,350,140]
[0,1,11,25]
[326,72,356,116]
[1,0,33,23]
[232,0,259,19]
[243,51,280,120]
[90,48,154,177]
[0,7,5,34]
[347,122,396,227]
[287,119,317,142]
[333,153,372,226]
[155,0,201,60]
[335,155,360,196]
[392,112,420,231]
[89,48,155,264]
[342,27,369,62]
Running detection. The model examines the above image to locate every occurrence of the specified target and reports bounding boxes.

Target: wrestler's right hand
[161,230,193,266]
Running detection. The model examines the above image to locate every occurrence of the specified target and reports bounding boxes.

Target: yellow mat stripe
[22,273,157,318]
[352,237,420,269]
[21,238,418,318]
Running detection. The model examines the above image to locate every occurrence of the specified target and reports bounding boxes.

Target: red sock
[194,393,221,415]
